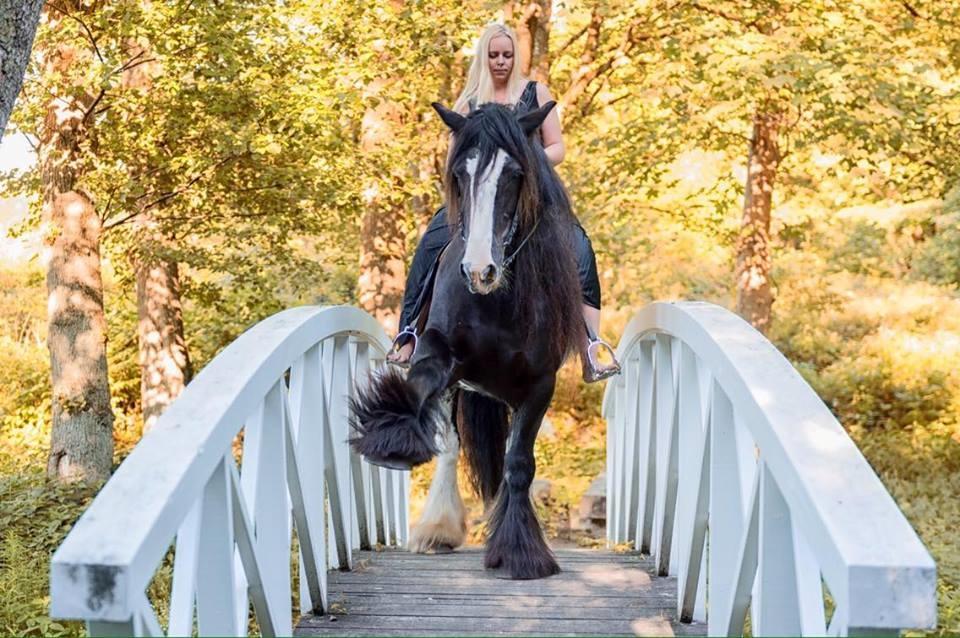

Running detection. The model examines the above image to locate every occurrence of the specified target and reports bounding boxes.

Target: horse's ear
[432,102,466,133]
[518,100,556,136]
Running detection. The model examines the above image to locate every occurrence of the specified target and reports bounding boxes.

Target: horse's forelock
[445,104,542,231]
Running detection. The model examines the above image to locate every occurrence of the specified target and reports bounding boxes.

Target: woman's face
[488,35,514,83]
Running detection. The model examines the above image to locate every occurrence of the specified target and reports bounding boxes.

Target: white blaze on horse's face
[461,149,509,294]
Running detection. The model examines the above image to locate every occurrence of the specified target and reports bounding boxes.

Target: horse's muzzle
[461,261,500,294]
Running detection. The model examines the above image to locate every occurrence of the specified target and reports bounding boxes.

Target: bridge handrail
[603,301,936,636]
[50,305,409,636]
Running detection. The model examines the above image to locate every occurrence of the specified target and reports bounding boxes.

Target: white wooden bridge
[49,302,937,636]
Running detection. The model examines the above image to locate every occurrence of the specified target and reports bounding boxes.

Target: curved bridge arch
[51,305,408,636]
[602,301,936,635]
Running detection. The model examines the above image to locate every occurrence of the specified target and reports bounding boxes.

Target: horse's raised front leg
[483,377,560,579]
[409,406,468,553]
[350,329,455,470]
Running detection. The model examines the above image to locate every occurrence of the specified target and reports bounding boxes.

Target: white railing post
[167,501,200,636]
[652,335,680,576]
[289,345,328,615]
[350,341,372,550]
[622,348,641,544]
[328,336,355,568]
[196,457,240,635]
[675,344,708,621]
[707,383,744,636]
[755,463,802,635]
[635,340,656,553]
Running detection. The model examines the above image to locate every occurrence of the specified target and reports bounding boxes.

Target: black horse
[350,100,584,579]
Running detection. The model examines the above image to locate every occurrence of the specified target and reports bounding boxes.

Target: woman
[388,23,619,383]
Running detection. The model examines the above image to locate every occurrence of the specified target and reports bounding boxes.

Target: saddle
[387,242,620,382]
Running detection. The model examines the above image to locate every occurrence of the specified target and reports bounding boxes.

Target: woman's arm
[537,83,565,166]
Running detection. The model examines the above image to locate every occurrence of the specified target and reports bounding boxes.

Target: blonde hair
[453,24,528,114]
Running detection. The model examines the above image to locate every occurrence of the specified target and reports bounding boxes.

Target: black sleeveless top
[468,81,542,144]
[468,80,540,113]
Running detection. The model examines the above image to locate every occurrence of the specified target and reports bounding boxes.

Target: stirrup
[585,338,621,383]
[386,325,418,369]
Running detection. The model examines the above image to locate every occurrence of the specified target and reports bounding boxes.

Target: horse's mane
[445,103,584,363]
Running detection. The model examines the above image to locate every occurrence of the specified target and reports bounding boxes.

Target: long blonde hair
[453,24,528,114]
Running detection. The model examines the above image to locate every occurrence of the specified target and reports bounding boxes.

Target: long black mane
[444,103,584,363]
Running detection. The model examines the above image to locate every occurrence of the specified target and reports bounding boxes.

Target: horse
[349,99,585,579]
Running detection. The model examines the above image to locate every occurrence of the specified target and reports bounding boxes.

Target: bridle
[455,191,541,269]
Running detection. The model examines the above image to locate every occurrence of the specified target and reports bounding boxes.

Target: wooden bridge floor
[295,547,707,637]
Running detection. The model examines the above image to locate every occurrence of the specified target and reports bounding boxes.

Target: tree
[34,3,115,482]
[507,1,553,82]
[5,0,364,472]
[653,0,960,332]
[0,0,44,138]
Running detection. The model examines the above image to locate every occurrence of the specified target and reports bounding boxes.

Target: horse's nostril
[461,263,471,281]
[481,264,498,284]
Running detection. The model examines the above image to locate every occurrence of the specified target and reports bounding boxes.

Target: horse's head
[432,100,556,294]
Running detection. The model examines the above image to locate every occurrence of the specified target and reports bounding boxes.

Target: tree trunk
[358,200,407,333]
[120,39,190,432]
[735,109,781,334]
[530,0,552,82]
[43,191,115,482]
[509,1,552,81]
[0,0,44,138]
[359,77,407,334]
[41,13,115,483]
[136,249,192,432]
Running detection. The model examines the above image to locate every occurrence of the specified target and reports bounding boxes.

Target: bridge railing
[603,301,936,636]
[50,305,409,636]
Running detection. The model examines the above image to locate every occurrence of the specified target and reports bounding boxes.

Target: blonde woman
[388,23,619,383]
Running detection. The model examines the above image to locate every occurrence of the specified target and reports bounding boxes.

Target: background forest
[1,0,959,635]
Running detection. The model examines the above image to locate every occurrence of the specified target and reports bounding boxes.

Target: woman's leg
[574,224,620,382]
[388,208,451,365]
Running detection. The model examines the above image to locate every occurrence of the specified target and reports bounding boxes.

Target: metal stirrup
[585,336,621,382]
[388,325,419,367]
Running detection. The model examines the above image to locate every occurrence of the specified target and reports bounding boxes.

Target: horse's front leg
[483,376,559,579]
[409,401,468,553]
[351,329,456,469]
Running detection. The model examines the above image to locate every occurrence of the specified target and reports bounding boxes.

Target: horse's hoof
[488,557,560,580]
[363,456,412,471]
[409,518,467,554]
[484,543,561,579]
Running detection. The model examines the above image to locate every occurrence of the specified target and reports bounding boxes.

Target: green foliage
[0,471,93,638]
[912,210,960,288]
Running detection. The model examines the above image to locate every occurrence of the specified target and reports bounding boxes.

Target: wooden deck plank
[296,548,706,637]
[323,593,674,608]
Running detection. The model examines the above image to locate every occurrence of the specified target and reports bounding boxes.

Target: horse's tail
[456,390,509,505]
[349,366,441,469]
